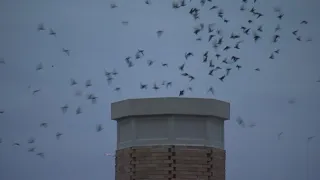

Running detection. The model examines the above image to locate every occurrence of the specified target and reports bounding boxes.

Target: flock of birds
[0,0,318,160]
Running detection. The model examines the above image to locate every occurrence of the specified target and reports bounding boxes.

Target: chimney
[111,97,230,180]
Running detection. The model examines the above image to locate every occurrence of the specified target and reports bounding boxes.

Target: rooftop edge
[111,97,230,120]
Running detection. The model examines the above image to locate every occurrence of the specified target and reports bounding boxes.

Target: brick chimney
[111,97,230,180]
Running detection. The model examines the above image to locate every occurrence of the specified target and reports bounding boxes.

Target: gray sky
[0,0,319,179]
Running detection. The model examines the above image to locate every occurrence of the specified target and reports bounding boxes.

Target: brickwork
[116,145,226,180]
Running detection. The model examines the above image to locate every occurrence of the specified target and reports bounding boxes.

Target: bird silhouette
[110,3,117,8]
[96,124,104,132]
[49,28,56,36]
[61,104,68,113]
[28,147,36,152]
[76,107,82,114]
[56,132,63,140]
[236,116,245,128]
[277,132,283,140]
[36,152,45,159]
[28,137,35,144]
[62,48,70,56]
[85,80,92,87]
[156,30,164,38]
[37,23,45,31]
[179,90,184,96]
[40,123,48,128]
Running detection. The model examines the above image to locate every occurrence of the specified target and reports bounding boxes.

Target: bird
[70,78,77,86]
[13,142,20,146]
[219,75,225,82]
[96,124,103,132]
[300,20,308,24]
[207,87,214,95]
[76,107,82,114]
[255,68,260,71]
[147,60,154,66]
[166,82,172,88]
[288,98,296,104]
[85,80,92,87]
[28,137,35,144]
[49,28,56,36]
[40,123,48,128]
[248,122,256,128]
[37,23,45,31]
[28,147,36,152]
[121,21,129,25]
[140,83,148,89]
[277,13,284,19]
[152,83,159,91]
[61,104,68,113]
[32,89,41,95]
[277,132,283,140]
[56,132,63,140]
[36,152,45,159]
[179,90,184,96]
[0,110,4,114]
[185,52,193,59]
[110,3,117,8]
[292,30,298,36]
[307,136,315,142]
[269,53,274,59]
[145,0,151,5]
[114,87,121,92]
[236,116,245,128]
[36,63,43,71]
[0,58,5,64]
[156,30,164,38]
[62,48,70,56]
[179,62,186,71]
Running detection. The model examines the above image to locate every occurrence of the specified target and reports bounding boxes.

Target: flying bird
[32,89,40,95]
[207,87,214,95]
[236,116,245,128]
[36,63,43,71]
[307,136,315,142]
[140,83,148,89]
[62,48,70,56]
[179,90,184,96]
[61,104,68,113]
[96,124,104,132]
[70,78,77,86]
[28,147,36,152]
[185,52,193,60]
[40,123,48,128]
[76,107,82,114]
[85,80,92,87]
[36,152,45,159]
[277,132,283,140]
[156,30,164,38]
[28,137,35,144]
[110,3,117,8]
[13,142,20,146]
[0,58,5,64]
[300,20,308,24]
[49,28,56,36]
[56,132,63,140]
[37,23,45,31]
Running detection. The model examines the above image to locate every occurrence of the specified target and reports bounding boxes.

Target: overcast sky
[0,0,319,180]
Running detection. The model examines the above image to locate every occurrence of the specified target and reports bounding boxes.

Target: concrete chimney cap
[111,97,230,120]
